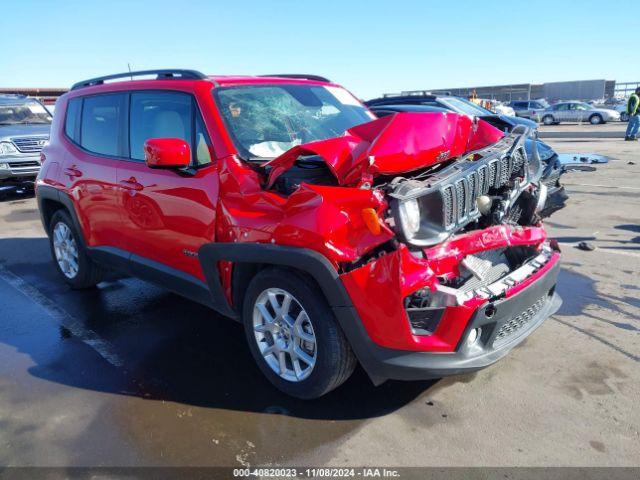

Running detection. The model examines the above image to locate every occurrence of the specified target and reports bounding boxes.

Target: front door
[116,90,218,281]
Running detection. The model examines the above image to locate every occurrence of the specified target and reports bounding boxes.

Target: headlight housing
[0,142,18,156]
[398,198,421,240]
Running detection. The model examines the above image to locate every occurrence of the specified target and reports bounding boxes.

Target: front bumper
[0,155,41,181]
[355,259,561,382]
[338,226,561,384]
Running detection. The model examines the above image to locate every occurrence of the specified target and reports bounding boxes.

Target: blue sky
[4,0,637,99]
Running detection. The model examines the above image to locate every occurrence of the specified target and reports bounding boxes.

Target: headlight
[398,198,421,239]
[0,142,18,156]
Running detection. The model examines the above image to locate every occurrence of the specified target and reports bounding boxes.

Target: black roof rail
[260,74,331,83]
[71,69,207,90]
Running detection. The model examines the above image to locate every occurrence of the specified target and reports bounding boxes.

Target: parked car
[367,100,567,218]
[37,70,561,399]
[0,94,51,187]
[493,103,515,116]
[540,102,620,125]
[366,93,539,134]
[613,104,629,122]
[509,100,549,121]
[472,98,515,116]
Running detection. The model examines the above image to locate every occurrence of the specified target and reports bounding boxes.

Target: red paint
[38,74,558,355]
[144,138,191,168]
[341,226,559,352]
[265,112,504,187]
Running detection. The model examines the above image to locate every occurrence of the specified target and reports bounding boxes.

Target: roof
[209,74,335,87]
[368,104,448,113]
[69,69,336,91]
[365,94,438,106]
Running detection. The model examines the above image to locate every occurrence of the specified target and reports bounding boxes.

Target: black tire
[542,115,555,126]
[49,209,104,289]
[242,267,357,399]
[589,114,603,125]
[620,112,629,122]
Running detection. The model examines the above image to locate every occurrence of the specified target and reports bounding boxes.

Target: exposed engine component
[271,155,337,195]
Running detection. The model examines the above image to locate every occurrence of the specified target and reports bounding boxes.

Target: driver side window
[129,91,213,166]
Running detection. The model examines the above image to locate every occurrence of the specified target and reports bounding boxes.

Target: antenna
[127,63,133,81]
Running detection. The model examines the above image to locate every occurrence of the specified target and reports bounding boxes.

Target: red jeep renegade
[37,70,561,399]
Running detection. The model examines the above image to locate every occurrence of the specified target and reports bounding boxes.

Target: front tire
[542,115,555,125]
[589,114,603,125]
[242,267,357,399]
[49,210,104,289]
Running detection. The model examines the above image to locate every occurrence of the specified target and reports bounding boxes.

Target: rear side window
[80,94,127,156]
[64,98,81,142]
[130,91,212,165]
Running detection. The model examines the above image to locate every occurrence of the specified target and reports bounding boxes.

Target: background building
[397,79,621,102]
[0,87,68,106]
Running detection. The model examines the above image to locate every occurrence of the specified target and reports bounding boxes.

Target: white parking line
[0,264,124,368]
[564,182,640,191]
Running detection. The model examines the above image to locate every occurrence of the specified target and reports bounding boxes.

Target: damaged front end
[386,123,545,247]
[219,111,560,375]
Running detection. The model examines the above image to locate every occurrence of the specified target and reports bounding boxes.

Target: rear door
[116,90,218,281]
[61,93,128,249]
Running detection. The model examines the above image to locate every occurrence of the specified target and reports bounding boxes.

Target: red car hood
[264,112,504,187]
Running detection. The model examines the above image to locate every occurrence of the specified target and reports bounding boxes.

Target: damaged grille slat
[442,186,455,228]
[442,148,524,232]
[389,135,530,246]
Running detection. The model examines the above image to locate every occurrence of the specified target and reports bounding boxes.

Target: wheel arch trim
[36,186,87,247]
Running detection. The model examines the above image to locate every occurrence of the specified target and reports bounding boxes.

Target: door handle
[119,177,144,191]
[64,166,82,178]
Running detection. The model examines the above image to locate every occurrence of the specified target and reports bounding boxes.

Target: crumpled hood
[264,112,504,187]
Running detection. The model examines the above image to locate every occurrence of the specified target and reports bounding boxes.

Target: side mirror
[144,138,191,169]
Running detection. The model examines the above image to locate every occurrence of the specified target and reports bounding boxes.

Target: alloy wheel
[52,222,79,279]
[252,288,317,382]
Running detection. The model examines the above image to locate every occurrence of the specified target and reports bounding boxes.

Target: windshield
[439,97,493,116]
[0,99,52,125]
[214,85,375,159]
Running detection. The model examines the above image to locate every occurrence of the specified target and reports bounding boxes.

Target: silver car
[509,100,548,121]
[541,101,620,125]
[0,95,51,185]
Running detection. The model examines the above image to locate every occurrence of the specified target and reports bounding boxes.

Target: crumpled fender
[216,156,395,265]
[264,112,504,187]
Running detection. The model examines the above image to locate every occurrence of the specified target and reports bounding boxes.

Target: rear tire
[49,210,104,289]
[242,267,357,399]
[542,115,555,125]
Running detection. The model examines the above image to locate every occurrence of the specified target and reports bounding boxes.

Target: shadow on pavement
[0,236,436,421]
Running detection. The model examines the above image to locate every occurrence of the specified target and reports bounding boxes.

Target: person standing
[625,88,640,141]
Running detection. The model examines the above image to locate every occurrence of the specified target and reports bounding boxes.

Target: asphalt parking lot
[0,123,638,468]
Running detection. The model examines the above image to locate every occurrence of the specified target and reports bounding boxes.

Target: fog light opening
[467,327,482,347]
